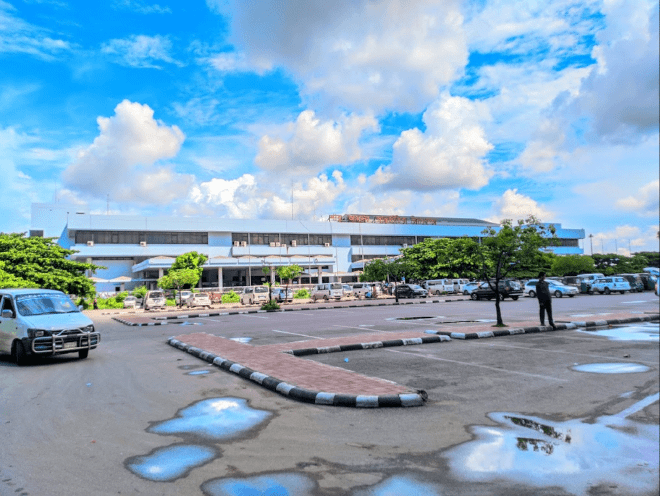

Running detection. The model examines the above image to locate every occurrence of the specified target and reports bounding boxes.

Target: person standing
[536,272,556,329]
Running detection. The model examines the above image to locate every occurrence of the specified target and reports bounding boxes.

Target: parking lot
[1,292,658,496]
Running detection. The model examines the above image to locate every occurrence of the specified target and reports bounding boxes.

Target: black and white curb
[168,338,426,408]
[112,317,173,326]
[284,334,451,356]
[425,314,659,340]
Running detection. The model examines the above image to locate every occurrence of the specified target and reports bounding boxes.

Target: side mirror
[2,309,15,319]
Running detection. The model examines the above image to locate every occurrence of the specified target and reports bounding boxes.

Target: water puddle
[621,301,648,304]
[180,321,203,326]
[126,444,217,482]
[187,370,212,376]
[577,322,659,342]
[444,396,659,495]
[148,398,271,441]
[353,474,441,495]
[571,363,651,374]
[202,473,316,496]
[229,337,252,343]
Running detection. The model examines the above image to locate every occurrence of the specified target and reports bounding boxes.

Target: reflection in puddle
[353,474,441,496]
[572,363,651,374]
[229,337,252,343]
[126,445,216,482]
[180,321,203,326]
[444,399,659,494]
[149,398,271,441]
[202,473,316,496]
[187,370,211,375]
[577,322,659,342]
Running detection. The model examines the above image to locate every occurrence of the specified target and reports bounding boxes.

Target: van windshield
[15,293,78,316]
[255,287,269,293]
[330,284,343,290]
[148,292,164,298]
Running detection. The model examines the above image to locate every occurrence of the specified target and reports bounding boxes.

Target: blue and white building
[30,203,585,292]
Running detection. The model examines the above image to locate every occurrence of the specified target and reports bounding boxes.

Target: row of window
[350,235,420,246]
[74,231,208,245]
[231,233,332,246]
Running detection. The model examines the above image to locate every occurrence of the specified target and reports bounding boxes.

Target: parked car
[471,280,523,300]
[591,277,631,295]
[123,295,138,308]
[271,287,294,303]
[351,282,375,298]
[144,290,167,311]
[341,284,354,298]
[577,273,605,292]
[394,284,428,299]
[561,276,583,288]
[525,279,579,298]
[423,279,454,295]
[636,273,655,291]
[618,274,644,292]
[0,289,101,365]
[461,282,482,295]
[186,292,212,308]
[451,279,471,293]
[311,283,343,302]
[175,290,193,305]
[240,286,269,305]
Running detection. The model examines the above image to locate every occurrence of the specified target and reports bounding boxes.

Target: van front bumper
[28,331,101,355]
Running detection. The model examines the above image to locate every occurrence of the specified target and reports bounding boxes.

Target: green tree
[478,217,556,326]
[0,233,102,297]
[263,264,304,304]
[400,237,481,280]
[171,251,208,278]
[361,259,390,282]
[158,268,200,307]
[550,255,595,276]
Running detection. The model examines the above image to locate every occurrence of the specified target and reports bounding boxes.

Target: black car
[471,280,523,301]
[619,274,644,292]
[394,284,428,298]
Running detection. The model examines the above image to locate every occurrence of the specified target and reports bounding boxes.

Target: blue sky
[1,0,658,254]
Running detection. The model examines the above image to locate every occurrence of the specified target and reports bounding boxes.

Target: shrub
[294,288,310,299]
[132,285,148,298]
[166,298,176,306]
[261,301,281,311]
[221,290,240,304]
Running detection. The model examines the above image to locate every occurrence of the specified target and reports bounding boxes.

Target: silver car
[186,292,212,308]
[311,283,343,302]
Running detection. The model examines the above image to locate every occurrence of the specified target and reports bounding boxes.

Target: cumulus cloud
[376,93,493,191]
[615,180,659,217]
[101,35,181,68]
[489,189,553,223]
[208,0,467,114]
[591,224,654,255]
[255,110,378,175]
[112,1,172,15]
[62,100,191,205]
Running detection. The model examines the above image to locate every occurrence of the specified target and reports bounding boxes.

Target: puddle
[180,321,203,326]
[435,319,497,324]
[577,323,659,342]
[126,444,217,482]
[187,370,212,376]
[621,301,648,304]
[229,337,252,343]
[571,363,651,374]
[148,398,271,441]
[202,473,316,496]
[444,397,659,495]
[353,474,441,495]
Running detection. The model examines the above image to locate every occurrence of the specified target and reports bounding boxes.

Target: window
[74,230,207,245]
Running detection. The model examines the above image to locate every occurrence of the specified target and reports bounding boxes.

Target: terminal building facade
[30,203,585,292]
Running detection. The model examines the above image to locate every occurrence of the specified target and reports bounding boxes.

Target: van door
[0,296,18,353]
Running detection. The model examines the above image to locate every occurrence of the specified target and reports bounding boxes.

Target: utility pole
[589,234,593,255]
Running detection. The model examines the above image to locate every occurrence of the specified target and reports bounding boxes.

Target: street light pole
[589,234,593,255]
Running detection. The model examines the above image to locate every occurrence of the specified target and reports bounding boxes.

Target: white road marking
[239,314,269,319]
[271,330,318,338]
[385,349,569,382]
[332,324,387,333]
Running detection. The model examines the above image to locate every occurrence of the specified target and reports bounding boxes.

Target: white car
[271,287,294,302]
[240,286,269,305]
[0,289,101,365]
[424,279,454,295]
[311,283,343,301]
[143,290,166,311]
[123,295,138,308]
[525,279,579,298]
[591,277,631,295]
[342,284,354,298]
[175,290,193,305]
[186,292,212,308]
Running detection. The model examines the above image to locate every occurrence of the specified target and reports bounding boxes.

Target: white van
[451,279,470,293]
[424,279,454,295]
[577,273,605,291]
[311,283,343,302]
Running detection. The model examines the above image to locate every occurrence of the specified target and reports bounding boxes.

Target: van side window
[1,296,15,317]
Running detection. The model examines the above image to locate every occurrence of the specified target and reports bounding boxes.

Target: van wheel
[324,295,329,301]
[79,349,89,359]
[604,288,611,295]
[511,296,519,301]
[12,341,28,366]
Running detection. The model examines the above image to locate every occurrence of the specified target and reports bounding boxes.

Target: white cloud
[62,100,191,205]
[489,189,553,223]
[209,0,468,114]
[615,180,659,217]
[378,93,493,191]
[255,110,378,175]
[101,35,181,68]
[113,1,172,14]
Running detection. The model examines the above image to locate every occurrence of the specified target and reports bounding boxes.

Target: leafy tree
[132,285,148,298]
[170,251,208,275]
[263,264,304,304]
[550,255,595,276]
[360,258,390,282]
[158,268,200,307]
[478,217,556,326]
[399,237,481,280]
[0,233,102,297]
[221,290,240,304]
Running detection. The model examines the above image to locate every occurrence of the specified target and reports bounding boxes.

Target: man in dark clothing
[536,272,556,329]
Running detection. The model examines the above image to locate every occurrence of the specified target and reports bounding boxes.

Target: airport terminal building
[30,203,585,292]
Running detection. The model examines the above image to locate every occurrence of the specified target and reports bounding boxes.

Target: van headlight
[28,329,48,338]
[83,325,95,333]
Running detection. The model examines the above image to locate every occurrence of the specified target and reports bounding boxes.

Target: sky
[1,0,658,255]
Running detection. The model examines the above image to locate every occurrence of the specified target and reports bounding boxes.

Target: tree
[158,268,200,307]
[170,251,208,277]
[478,217,556,326]
[550,255,595,276]
[399,237,481,280]
[263,264,304,304]
[0,233,102,297]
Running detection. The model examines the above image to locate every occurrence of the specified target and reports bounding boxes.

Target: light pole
[589,234,593,255]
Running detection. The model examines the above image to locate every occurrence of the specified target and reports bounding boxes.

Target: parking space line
[482,342,660,365]
[385,349,569,382]
[333,324,387,333]
[239,314,269,319]
[271,330,319,338]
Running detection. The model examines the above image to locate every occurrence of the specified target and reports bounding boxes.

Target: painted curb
[167,337,426,408]
[284,334,451,356]
[425,314,659,340]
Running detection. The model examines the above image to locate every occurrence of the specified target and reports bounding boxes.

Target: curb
[425,314,659,340]
[167,337,426,408]
[284,334,451,356]
[114,297,471,326]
